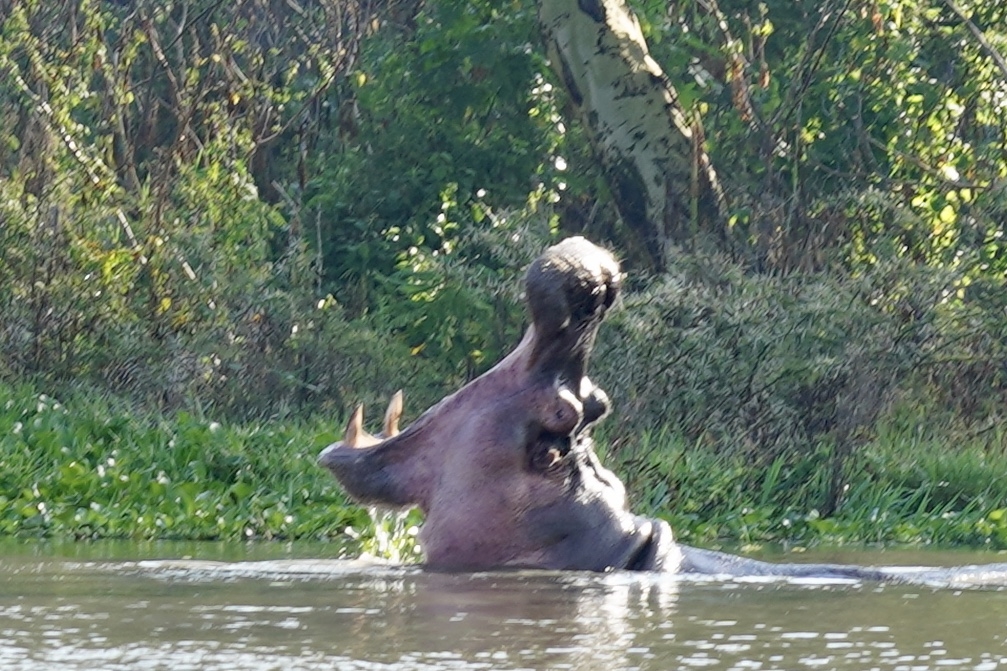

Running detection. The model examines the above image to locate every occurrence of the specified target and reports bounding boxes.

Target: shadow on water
[3,540,1007,670]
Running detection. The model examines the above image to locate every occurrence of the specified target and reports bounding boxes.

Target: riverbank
[3,381,1007,556]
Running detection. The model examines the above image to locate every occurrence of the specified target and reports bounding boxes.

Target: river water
[3,540,1007,670]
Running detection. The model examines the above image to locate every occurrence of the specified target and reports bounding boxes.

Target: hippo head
[318,237,679,572]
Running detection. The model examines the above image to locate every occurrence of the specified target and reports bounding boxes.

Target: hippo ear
[343,405,381,448]
[383,390,403,437]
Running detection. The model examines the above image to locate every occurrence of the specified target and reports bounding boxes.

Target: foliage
[5,380,1007,554]
[0,0,570,416]
[0,383,348,542]
[371,192,556,376]
[601,423,1007,550]
[2,0,1007,553]
[593,252,1007,511]
[0,0,364,413]
[631,0,1007,274]
[304,0,566,314]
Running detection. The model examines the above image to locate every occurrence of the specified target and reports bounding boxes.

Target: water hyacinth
[0,384,360,548]
[3,380,1007,557]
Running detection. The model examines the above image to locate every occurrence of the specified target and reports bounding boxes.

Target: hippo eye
[526,431,572,476]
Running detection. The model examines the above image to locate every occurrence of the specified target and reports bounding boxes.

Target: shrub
[593,253,1007,512]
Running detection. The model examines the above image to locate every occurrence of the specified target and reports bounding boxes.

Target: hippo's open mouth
[317,237,679,571]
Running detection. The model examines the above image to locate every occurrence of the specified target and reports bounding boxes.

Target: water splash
[359,506,420,563]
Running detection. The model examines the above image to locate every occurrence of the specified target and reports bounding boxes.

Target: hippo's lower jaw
[516,515,680,573]
[623,516,680,571]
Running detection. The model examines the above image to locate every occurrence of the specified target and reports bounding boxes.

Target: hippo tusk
[383,390,403,437]
[343,404,381,448]
[343,405,365,448]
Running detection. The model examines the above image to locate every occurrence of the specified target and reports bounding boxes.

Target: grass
[3,381,1007,557]
[603,424,1007,551]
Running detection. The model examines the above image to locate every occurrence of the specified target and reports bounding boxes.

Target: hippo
[319,237,1007,586]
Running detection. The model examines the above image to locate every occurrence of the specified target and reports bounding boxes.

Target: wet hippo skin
[319,237,1007,586]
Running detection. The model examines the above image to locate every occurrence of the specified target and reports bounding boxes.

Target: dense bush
[636,0,1007,273]
[2,0,1007,548]
[594,253,1007,513]
[305,0,565,314]
[0,0,565,418]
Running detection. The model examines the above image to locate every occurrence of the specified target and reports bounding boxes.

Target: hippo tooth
[343,404,381,448]
[383,390,403,437]
[343,405,365,448]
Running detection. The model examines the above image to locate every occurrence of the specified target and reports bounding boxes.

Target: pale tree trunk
[539,0,726,270]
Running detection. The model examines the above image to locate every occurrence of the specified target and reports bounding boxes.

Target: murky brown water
[3,541,1007,670]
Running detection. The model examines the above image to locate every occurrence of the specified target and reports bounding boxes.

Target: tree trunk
[539,0,725,270]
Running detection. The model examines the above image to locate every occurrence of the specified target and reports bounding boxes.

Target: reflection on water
[2,541,1007,670]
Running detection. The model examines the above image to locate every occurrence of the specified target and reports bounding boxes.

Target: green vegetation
[1,0,1006,555]
[605,426,1007,551]
[0,383,353,543]
[4,379,1007,556]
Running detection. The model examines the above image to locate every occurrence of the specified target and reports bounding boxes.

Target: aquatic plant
[3,380,1007,557]
[0,384,356,547]
[602,423,1007,550]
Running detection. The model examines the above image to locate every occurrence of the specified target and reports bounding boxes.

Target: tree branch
[941,0,1007,82]
[1,53,148,265]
